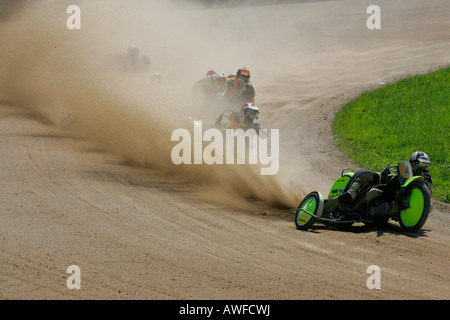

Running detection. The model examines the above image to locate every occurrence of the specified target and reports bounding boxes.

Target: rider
[217,102,263,133]
[240,102,262,130]
[409,151,433,188]
[225,102,261,130]
[123,45,151,72]
[192,71,229,107]
[225,67,256,105]
[322,151,433,216]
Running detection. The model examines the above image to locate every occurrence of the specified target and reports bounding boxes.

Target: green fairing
[328,173,353,199]
[401,175,425,188]
[298,198,316,224]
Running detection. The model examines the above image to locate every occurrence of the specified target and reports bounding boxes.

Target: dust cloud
[0,0,343,210]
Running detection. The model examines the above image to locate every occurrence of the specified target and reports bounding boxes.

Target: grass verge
[333,66,449,203]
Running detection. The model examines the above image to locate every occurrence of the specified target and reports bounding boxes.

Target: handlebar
[383,164,398,173]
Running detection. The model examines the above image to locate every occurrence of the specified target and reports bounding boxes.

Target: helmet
[236,67,251,82]
[127,45,139,59]
[241,102,259,123]
[152,72,162,80]
[206,70,216,77]
[409,151,431,172]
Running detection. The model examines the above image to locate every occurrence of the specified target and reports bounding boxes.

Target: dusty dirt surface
[0,0,449,300]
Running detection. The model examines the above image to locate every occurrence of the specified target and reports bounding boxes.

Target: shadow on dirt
[307,222,430,238]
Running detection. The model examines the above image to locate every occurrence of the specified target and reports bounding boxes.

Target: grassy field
[333,67,449,203]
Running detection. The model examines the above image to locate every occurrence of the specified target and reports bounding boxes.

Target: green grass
[333,67,449,203]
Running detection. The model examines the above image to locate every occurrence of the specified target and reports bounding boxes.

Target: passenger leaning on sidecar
[323,151,433,216]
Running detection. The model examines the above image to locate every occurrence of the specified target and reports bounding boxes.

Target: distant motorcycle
[292,161,432,233]
[214,103,266,137]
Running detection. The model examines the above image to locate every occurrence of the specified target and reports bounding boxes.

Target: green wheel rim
[400,188,425,227]
[296,197,317,226]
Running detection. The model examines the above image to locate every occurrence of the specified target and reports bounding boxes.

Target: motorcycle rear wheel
[398,182,431,233]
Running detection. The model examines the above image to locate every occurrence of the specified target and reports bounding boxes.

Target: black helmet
[409,151,431,172]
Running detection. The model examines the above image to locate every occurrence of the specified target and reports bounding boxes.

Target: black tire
[398,182,431,233]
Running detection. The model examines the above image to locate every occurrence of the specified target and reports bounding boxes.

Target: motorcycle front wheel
[398,182,431,233]
[294,192,324,230]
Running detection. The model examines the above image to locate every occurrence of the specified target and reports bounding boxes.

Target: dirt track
[0,0,449,300]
